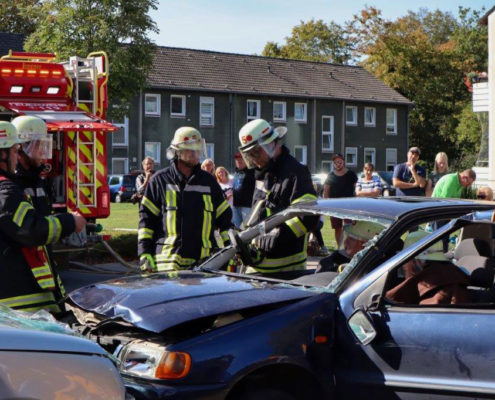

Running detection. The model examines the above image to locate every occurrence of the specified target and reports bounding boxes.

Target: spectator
[477,186,493,201]
[356,162,381,197]
[232,152,255,228]
[201,158,215,175]
[432,169,476,199]
[392,146,427,196]
[323,153,358,246]
[215,166,234,208]
[134,156,155,203]
[426,152,449,197]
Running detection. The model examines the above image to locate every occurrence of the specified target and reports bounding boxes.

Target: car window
[109,176,120,185]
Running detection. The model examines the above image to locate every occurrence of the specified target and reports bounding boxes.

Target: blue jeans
[233,206,250,228]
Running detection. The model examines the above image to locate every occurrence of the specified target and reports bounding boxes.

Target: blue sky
[149,0,492,55]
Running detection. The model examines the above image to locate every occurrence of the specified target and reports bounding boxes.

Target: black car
[65,197,495,399]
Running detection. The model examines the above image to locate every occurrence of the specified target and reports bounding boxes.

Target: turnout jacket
[0,173,75,313]
[138,161,233,271]
[247,145,318,274]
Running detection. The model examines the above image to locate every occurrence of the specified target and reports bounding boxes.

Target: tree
[0,1,41,35]
[262,19,353,64]
[24,0,159,120]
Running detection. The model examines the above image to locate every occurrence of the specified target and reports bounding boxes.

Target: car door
[335,219,495,399]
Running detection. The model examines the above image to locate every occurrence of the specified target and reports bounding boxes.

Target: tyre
[239,388,296,400]
[115,193,122,203]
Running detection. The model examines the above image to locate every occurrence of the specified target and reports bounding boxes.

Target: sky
[149,0,493,55]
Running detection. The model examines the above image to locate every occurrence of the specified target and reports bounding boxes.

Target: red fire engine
[0,50,116,220]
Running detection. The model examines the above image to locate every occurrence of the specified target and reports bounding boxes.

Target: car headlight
[116,340,191,380]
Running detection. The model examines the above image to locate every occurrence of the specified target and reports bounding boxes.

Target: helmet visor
[22,137,53,160]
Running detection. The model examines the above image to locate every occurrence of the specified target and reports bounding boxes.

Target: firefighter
[0,121,86,314]
[138,127,233,272]
[239,119,318,278]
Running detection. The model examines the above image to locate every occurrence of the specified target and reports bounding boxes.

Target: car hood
[68,271,315,333]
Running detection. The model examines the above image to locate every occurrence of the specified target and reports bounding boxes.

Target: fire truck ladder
[62,56,98,115]
[76,131,97,209]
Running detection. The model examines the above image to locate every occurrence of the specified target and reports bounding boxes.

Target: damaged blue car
[66,197,495,399]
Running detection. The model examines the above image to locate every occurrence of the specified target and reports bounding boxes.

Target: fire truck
[0,50,116,222]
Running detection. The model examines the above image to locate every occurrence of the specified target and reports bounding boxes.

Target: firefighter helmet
[0,121,24,149]
[238,119,279,153]
[344,220,383,242]
[167,127,206,160]
[11,116,53,160]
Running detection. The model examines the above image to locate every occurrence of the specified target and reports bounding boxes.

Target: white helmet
[238,119,287,168]
[166,126,206,160]
[11,115,53,160]
[0,121,24,149]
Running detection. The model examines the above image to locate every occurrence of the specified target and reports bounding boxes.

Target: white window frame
[205,143,215,161]
[145,141,161,164]
[321,115,334,152]
[144,93,161,117]
[345,147,358,167]
[294,102,307,123]
[386,148,398,171]
[273,101,286,122]
[111,116,129,147]
[364,107,376,127]
[247,99,260,121]
[321,160,333,173]
[364,147,376,165]
[199,96,215,127]
[386,108,397,135]
[294,145,307,165]
[112,158,128,174]
[170,94,186,117]
[346,106,358,126]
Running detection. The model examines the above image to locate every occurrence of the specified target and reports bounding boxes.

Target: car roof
[291,197,495,222]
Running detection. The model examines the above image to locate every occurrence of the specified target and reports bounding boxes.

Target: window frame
[247,99,261,121]
[346,105,358,126]
[273,101,287,122]
[294,145,307,165]
[294,102,307,123]
[111,158,128,174]
[205,143,215,161]
[145,141,161,165]
[321,160,333,173]
[170,94,186,117]
[144,93,161,117]
[386,148,397,171]
[111,116,129,147]
[199,96,215,127]
[364,107,376,127]
[386,108,398,135]
[364,147,376,165]
[321,115,334,152]
[345,147,358,167]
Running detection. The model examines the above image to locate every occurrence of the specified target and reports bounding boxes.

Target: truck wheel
[115,193,122,203]
[239,388,295,400]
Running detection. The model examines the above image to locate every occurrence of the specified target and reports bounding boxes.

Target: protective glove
[140,253,157,273]
[254,225,287,253]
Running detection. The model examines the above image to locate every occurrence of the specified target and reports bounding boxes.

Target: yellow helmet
[0,121,24,149]
[167,127,206,160]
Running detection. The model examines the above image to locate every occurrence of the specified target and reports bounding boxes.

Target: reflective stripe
[166,184,180,192]
[36,187,46,197]
[13,201,34,227]
[254,237,308,273]
[24,188,35,197]
[184,184,211,193]
[155,252,196,271]
[57,274,66,297]
[291,193,317,204]
[0,291,56,309]
[216,200,229,218]
[138,227,154,240]
[31,265,51,277]
[255,180,267,192]
[165,188,177,245]
[201,194,213,256]
[286,216,307,238]
[45,216,62,244]
[220,230,229,243]
[142,196,160,216]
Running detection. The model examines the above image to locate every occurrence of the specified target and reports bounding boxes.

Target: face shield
[22,136,53,161]
[167,138,206,163]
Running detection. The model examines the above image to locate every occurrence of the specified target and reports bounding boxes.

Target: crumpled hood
[68,271,315,333]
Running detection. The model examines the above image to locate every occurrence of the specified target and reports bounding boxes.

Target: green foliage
[262,19,353,64]
[0,0,41,35]
[24,0,158,120]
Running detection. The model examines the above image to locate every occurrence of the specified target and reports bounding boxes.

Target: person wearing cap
[316,220,383,273]
[432,169,476,199]
[238,118,317,278]
[387,231,470,304]
[323,153,358,246]
[232,152,255,228]
[138,127,233,272]
[0,120,86,314]
[392,147,427,196]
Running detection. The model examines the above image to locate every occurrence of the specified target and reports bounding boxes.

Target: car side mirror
[348,309,377,345]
